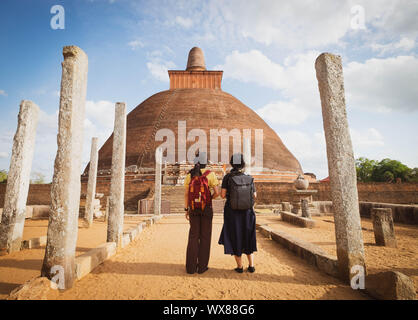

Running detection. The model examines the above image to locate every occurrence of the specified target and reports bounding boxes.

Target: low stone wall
[280,211,316,228]
[256,224,339,278]
[359,202,418,225]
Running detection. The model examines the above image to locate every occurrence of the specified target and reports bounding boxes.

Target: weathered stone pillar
[107,102,126,245]
[371,208,397,248]
[84,137,98,227]
[282,202,291,212]
[41,46,88,290]
[154,147,162,215]
[0,100,39,255]
[301,199,311,218]
[243,137,251,175]
[104,196,110,222]
[315,53,366,282]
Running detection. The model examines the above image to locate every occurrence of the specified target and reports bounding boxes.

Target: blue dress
[218,171,257,256]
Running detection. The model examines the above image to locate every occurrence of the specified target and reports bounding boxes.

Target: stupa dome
[89,48,303,177]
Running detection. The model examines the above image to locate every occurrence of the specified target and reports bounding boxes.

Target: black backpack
[228,172,254,210]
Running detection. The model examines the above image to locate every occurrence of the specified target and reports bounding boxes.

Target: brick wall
[316,182,418,204]
[254,182,320,204]
[0,183,52,207]
[80,180,154,211]
[0,180,154,211]
[254,181,418,205]
[1,181,416,210]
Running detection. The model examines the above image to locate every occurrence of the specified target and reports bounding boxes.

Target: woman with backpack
[218,153,257,273]
[184,152,220,274]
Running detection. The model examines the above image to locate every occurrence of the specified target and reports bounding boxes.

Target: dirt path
[45,215,368,300]
[0,216,149,299]
[258,215,418,297]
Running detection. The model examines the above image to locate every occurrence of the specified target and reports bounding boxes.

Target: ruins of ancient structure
[85,137,99,227]
[315,53,366,282]
[1,46,416,299]
[107,102,127,245]
[83,47,310,186]
[0,100,39,255]
[41,46,88,289]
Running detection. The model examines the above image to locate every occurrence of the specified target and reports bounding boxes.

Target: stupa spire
[186,47,206,71]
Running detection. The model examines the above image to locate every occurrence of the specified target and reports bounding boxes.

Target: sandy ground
[39,215,368,300]
[0,216,150,299]
[258,214,418,298]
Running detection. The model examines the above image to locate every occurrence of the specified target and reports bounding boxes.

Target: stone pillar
[154,147,162,216]
[371,208,397,248]
[301,199,311,218]
[291,201,301,215]
[41,46,88,290]
[0,101,39,255]
[243,137,251,175]
[104,196,110,222]
[315,53,366,282]
[84,137,98,227]
[107,102,126,245]
[282,202,291,212]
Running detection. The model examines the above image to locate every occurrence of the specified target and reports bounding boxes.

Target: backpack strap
[202,170,211,177]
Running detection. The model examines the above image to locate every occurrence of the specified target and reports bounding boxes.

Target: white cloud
[280,130,328,178]
[215,50,285,90]
[85,100,115,130]
[174,16,193,29]
[2,101,117,181]
[279,127,385,179]
[218,50,321,125]
[0,90,7,96]
[371,37,416,56]
[128,39,145,50]
[350,128,385,148]
[345,55,418,112]
[146,60,176,82]
[0,152,8,158]
[257,101,309,126]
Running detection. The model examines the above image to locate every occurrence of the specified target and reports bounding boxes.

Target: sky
[0,0,417,181]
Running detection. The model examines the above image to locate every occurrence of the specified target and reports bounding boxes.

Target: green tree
[355,157,377,182]
[0,170,7,183]
[371,158,411,183]
[355,157,416,183]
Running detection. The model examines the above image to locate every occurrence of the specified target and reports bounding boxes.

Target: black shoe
[198,267,208,274]
[234,267,244,273]
[248,266,255,273]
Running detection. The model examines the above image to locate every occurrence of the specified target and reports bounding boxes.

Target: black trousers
[186,208,213,274]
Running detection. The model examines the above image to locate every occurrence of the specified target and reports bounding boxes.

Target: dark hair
[190,163,201,178]
[190,151,207,178]
[230,153,245,171]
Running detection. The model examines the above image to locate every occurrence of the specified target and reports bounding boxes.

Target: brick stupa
[85,47,306,183]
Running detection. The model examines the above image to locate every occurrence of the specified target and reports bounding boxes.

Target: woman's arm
[184,188,189,220]
[221,188,227,199]
[212,186,220,199]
